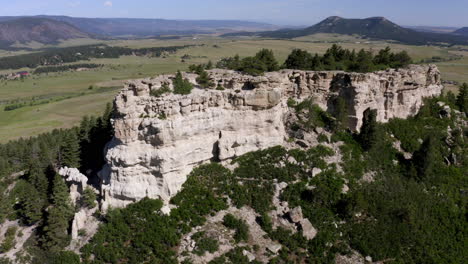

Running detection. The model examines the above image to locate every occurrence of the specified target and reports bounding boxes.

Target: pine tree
[42,174,74,251]
[27,158,49,197]
[173,71,193,95]
[456,83,468,115]
[196,69,214,88]
[16,181,44,225]
[311,54,323,70]
[374,46,392,66]
[354,49,375,72]
[284,49,313,70]
[51,174,73,210]
[254,49,279,72]
[60,131,80,168]
[205,60,213,70]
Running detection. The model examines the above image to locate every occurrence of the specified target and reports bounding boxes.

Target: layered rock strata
[99,65,442,209]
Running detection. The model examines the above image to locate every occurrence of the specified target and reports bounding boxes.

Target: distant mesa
[222,16,468,46]
[453,27,468,36]
[0,17,90,46]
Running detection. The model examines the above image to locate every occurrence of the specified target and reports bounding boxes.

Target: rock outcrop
[99,65,442,209]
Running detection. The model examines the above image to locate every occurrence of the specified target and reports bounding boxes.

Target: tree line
[0,44,195,70]
[215,45,412,75]
[33,63,103,74]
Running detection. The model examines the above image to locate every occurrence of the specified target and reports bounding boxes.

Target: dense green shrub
[222,214,249,243]
[192,232,219,256]
[150,83,171,97]
[173,71,193,95]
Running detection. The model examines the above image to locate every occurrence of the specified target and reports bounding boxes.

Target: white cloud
[104,1,113,7]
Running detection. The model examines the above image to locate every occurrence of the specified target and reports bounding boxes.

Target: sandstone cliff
[99,65,442,209]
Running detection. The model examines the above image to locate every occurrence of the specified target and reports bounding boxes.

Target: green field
[0,34,467,142]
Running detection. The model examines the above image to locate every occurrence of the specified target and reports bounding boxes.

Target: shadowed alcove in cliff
[327,74,357,129]
[242,81,256,90]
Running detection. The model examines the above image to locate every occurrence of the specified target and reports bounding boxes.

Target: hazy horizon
[2,0,467,28]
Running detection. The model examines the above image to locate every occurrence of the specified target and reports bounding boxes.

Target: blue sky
[1,0,467,27]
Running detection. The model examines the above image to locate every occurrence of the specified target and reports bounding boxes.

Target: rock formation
[99,65,442,209]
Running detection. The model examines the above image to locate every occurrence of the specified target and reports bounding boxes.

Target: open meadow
[1,34,467,142]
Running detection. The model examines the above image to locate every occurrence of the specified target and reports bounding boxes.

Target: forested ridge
[0,44,195,71]
[0,81,466,262]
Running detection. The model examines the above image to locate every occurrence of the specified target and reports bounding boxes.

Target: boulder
[299,219,317,240]
[289,207,303,223]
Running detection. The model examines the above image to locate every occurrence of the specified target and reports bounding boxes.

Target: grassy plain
[0,34,467,142]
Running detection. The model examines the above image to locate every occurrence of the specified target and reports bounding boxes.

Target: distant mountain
[453,27,468,36]
[0,16,280,37]
[0,17,90,46]
[223,16,468,45]
[405,26,457,34]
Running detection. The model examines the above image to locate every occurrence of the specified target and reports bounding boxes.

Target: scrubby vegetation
[150,83,171,97]
[222,214,249,243]
[79,88,466,263]
[192,231,219,256]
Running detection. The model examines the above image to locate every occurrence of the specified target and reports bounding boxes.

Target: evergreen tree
[15,181,44,225]
[359,108,379,151]
[254,49,279,72]
[50,174,73,210]
[81,187,97,209]
[353,49,375,72]
[284,49,313,70]
[205,60,214,70]
[374,47,392,66]
[311,54,323,70]
[60,131,80,168]
[390,51,412,68]
[27,159,49,198]
[42,174,74,251]
[322,52,337,70]
[456,83,468,114]
[173,71,193,95]
[239,57,267,76]
[196,69,214,88]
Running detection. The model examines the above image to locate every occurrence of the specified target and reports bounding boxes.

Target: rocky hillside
[0,65,465,264]
[99,65,443,210]
[0,17,90,46]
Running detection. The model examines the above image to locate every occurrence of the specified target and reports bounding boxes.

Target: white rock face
[99,66,443,209]
[59,167,88,205]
